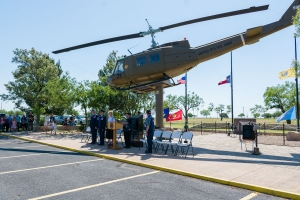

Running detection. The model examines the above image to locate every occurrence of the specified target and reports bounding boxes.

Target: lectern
[107,122,123,150]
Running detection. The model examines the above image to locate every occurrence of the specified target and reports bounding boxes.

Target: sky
[0,0,298,118]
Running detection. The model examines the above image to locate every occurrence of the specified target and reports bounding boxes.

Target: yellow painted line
[1,133,300,200]
[0,151,69,159]
[240,192,258,200]
[29,171,159,200]
[0,159,102,175]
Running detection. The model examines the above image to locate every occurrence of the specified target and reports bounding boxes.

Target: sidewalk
[2,131,300,196]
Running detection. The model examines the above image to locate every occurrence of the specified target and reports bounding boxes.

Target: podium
[107,122,123,150]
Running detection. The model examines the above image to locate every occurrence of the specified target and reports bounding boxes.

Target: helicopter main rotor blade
[160,5,269,31]
[52,33,144,54]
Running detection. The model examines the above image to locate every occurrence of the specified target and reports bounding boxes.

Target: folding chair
[139,132,148,150]
[164,131,182,154]
[155,131,172,153]
[174,132,194,158]
[81,127,91,142]
[116,129,124,146]
[152,130,163,150]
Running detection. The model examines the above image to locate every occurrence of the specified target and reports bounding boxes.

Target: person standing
[21,115,27,132]
[3,116,9,132]
[11,118,17,132]
[144,110,154,154]
[98,109,106,146]
[89,109,98,144]
[50,114,56,134]
[27,112,34,131]
[8,115,12,132]
[16,115,21,132]
[0,117,4,132]
[106,110,115,146]
[122,112,132,149]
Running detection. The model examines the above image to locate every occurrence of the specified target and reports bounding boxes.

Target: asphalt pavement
[0,135,284,200]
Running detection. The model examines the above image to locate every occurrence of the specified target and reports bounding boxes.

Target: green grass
[163,118,295,134]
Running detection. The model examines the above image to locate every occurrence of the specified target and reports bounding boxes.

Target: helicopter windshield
[113,60,124,74]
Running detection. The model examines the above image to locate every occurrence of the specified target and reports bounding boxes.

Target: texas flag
[166,110,183,122]
[177,76,186,84]
[218,75,230,86]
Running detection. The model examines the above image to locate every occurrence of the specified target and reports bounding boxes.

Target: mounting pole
[295,35,300,132]
[231,51,234,132]
[184,72,188,132]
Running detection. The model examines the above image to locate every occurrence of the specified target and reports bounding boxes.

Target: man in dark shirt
[89,109,98,144]
[27,112,34,131]
[70,114,75,126]
[122,112,132,148]
[98,109,106,146]
[144,110,154,153]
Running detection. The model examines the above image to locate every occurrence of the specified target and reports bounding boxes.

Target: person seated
[63,118,68,126]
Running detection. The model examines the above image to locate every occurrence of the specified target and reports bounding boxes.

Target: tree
[220,113,229,118]
[208,103,214,118]
[272,110,282,118]
[74,80,91,124]
[262,113,272,118]
[66,109,79,116]
[238,113,245,118]
[226,105,231,115]
[2,48,66,130]
[164,95,179,111]
[200,109,210,118]
[215,104,225,120]
[263,82,296,113]
[253,113,260,118]
[250,105,266,119]
[43,72,76,115]
[165,92,204,125]
[187,113,196,118]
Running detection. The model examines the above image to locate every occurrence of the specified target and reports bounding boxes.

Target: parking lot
[0,135,284,200]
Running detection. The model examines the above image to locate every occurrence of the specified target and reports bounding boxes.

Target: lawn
[163,117,295,134]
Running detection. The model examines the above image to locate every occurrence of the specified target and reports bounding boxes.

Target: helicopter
[53,0,300,91]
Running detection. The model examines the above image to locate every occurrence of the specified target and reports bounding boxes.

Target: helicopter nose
[107,76,114,86]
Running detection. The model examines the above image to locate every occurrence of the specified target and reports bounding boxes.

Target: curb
[1,133,299,199]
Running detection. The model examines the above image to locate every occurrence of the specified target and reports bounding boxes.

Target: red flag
[166,110,183,122]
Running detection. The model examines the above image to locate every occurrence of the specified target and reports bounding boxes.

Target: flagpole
[295,36,299,132]
[231,51,234,132]
[185,72,188,132]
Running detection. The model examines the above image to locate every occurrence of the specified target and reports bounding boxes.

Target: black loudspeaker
[242,125,255,140]
[130,115,144,147]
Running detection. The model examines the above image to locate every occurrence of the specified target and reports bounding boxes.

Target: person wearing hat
[122,112,132,148]
[89,109,98,144]
[98,109,106,145]
[144,110,154,153]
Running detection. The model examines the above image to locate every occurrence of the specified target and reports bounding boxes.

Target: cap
[146,110,151,114]
[100,109,105,113]
[92,109,96,112]
[125,112,131,116]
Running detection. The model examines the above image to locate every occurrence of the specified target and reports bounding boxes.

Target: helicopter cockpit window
[136,56,147,66]
[113,60,124,74]
[149,54,160,64]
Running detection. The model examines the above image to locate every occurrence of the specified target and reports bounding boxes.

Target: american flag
[177,76,186,84]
